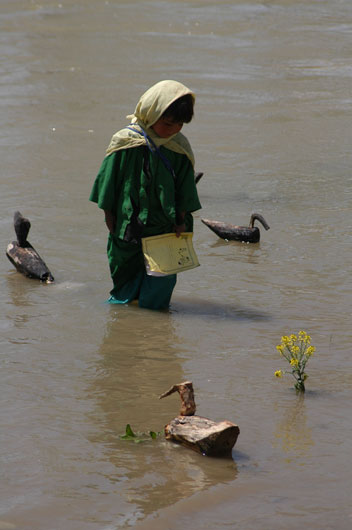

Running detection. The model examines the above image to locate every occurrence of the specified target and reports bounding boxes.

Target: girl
[89,80,201,310]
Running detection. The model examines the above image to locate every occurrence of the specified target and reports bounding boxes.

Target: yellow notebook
[142,232,200,276]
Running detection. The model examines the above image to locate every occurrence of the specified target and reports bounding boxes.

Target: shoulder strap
[125,126,176,180]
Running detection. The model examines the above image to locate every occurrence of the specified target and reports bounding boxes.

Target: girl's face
[151,116,183,138]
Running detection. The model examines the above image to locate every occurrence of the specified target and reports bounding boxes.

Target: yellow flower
[291,345,300,356]
[306,346,315,356]
[299,331,311,344]
[274,332,315,391]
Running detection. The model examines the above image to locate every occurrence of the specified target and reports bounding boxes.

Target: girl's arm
[174,211,186,237]
[104,210,116,234]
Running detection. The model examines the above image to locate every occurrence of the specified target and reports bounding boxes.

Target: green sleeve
[89,152,121,212]
[174,156,202,214]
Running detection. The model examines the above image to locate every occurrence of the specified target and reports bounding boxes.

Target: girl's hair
[162,94,194,123]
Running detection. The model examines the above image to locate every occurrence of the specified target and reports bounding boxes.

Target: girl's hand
[174,223,186,237]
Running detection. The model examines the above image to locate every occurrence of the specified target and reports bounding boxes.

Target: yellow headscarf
[105,80,195,166]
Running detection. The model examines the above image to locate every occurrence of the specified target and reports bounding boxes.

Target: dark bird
[6,211,54,282]
[201,213,270,243]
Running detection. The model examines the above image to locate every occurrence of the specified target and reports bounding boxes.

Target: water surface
[1,1,351,529]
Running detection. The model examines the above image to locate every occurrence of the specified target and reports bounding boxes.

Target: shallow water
[1,1,352,529]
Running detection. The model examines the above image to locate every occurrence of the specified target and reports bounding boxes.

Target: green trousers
[108,270,177,310]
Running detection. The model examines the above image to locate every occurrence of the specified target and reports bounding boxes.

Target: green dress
[89,145,201,308]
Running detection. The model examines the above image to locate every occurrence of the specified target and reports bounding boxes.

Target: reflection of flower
[273,394,314,457]
[274,331,316,392]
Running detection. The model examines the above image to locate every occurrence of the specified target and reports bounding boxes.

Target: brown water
[1,1,352,529]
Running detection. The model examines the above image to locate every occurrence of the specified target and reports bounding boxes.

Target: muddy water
[1,1,352,529]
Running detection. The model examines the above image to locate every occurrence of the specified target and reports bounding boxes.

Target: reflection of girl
[89,80,201,310]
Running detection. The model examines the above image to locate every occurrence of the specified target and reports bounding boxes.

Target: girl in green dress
[89,80,201,310]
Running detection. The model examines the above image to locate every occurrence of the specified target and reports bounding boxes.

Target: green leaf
[125,424,136,437]
[120,424,137,440]
[120,425,162,443]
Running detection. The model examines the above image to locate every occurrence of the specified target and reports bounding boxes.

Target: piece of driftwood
[202,213,270,243]
[164,416,240,456]
[160,381,239,456]
[6,211,54,283]
[159,381,196,416]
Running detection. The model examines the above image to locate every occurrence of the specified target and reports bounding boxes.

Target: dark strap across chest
[125,126,176,180]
